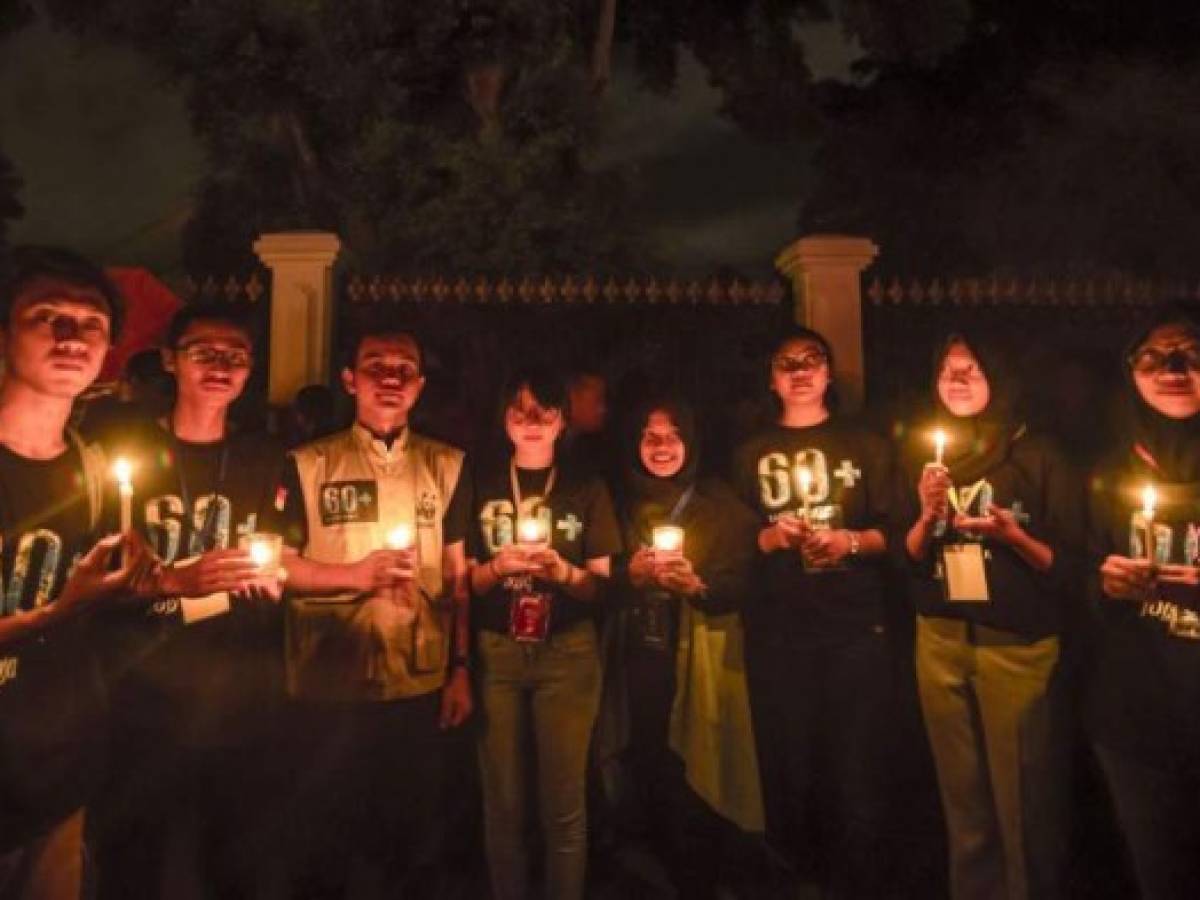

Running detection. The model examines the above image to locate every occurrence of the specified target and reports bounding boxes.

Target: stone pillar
[775,234,879,411]
[253,231,342,406]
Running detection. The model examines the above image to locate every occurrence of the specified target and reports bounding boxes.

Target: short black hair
[498,365,567,425]
[340,315,424,371]
[0,245,124,339]
[165,300,257,349]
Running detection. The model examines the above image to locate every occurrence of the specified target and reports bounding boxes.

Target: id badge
[510,591,552,642]
[942,543,990,604]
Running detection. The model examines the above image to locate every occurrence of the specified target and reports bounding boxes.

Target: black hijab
[622,397,700,543]
[1119,306,1200,484]
[928,330,1026,485]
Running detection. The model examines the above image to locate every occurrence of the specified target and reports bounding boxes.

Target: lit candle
[112,458,133,533]
[386,523,415,550]
[1141,484,1157,563]
[933,429,947,466]
[242,532,282,577]
[518,516,545,545]
[652,526,685,555]
[797,465,813,521]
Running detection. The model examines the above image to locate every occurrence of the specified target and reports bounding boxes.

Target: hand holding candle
[241,532,283,579]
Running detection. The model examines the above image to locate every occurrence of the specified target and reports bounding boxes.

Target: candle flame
[386,524,414,550]
[652,526,684,553]
[518,517,544,544]
[249,540,273,568]
[112,458,133,487]
[1141,484,1157,518]
[934,429,947,457]
[797,466,813,491]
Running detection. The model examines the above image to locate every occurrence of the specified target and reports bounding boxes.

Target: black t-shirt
[101,420,289,747]
[0,442,107,851]
[732,418,894,637]
[469,458,622,635]
[895,430,1082,639]
[1087,453,1200,765]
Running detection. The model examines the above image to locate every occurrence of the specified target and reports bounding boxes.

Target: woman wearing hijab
[900,331,1081,900]
[732,327,895,898]
[603,396,763,898]
[1088,307,1200,899]
[467,366,621,900]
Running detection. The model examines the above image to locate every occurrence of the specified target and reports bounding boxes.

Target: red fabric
[101,268,182,382]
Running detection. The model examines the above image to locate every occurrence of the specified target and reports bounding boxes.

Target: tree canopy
[16,0,1200,274]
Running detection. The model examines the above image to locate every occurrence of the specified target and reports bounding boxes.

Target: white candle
[1141,484,1157,563]
[933,429,947,466]
[386,523,415,550]
[112,458,133,533]
[652,525,685,554]
[518,516,545,545]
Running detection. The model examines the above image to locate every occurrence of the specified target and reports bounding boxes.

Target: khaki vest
[286,425,464,702]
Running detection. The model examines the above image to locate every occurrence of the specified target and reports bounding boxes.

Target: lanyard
[170,431,229,552]
[667,485,695,524]
[1133,442,1163,475]
[510,459,556,517]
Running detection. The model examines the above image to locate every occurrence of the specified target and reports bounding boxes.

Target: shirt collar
[352,421,410,464]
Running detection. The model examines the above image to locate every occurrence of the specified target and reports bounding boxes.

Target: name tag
[318,480,379,526]
[943,543,990,604]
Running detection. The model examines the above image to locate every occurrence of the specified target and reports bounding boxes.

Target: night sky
[1,14,859,278]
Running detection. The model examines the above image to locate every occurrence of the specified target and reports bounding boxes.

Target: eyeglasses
[773,352,827,373]
[1129,344,1200,374]
[360,362,421,384]
[507,407,561,426]
[177,344,252,368]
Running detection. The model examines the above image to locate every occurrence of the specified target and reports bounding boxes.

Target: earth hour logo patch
[318,480,379,526]
[416,490,439,527]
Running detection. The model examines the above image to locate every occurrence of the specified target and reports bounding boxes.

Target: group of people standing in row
[0,244,1197,900]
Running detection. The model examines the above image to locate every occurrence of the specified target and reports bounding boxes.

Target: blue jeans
[476,622,602,900]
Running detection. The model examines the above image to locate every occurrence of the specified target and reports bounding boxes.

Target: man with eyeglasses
[93,300,292,899]
[271,321,472,898]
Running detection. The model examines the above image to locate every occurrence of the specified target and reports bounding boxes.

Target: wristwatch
[846,529,860,556]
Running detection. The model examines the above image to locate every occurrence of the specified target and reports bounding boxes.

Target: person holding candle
[602,396,763,899]
[731,327,895,897]
[1088,307,1200,898]
[92,300,293,900]
[900,330,1082,900]
[467,366,621,900]
[0,246,157,900]
[273,320,473,898]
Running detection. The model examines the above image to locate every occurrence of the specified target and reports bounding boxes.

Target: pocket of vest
[409,590,447,674]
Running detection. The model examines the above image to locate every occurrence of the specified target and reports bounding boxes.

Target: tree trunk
[591,0,617,95]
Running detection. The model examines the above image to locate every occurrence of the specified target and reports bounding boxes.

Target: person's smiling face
[639,410,686,478]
